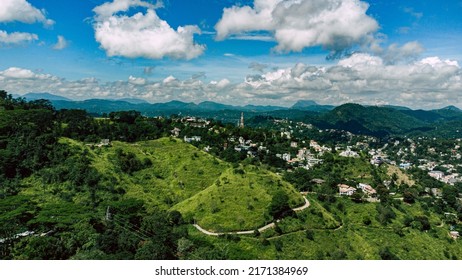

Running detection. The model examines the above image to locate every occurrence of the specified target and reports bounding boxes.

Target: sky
[0,0,461,109]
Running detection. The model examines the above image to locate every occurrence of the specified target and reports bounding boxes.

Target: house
[370,156,383,166]
[430,188,443,197]
[290,141,298,148]
[428,170,444,180]
[338,184,356,196]
[171,127,181,137]
[399,162,412,169]
[339,149,359,158]
[450,231,460,239]
[184,136,201,143]
[95,139,110,147]
[358,183,376,196]
[311,178,325,185]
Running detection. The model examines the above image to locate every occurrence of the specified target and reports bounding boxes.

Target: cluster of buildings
[338,183,377,197]
[428,170,460,185]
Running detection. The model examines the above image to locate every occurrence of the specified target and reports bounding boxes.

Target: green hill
[187,194,462,260]
[173,165,303,232]
[22,137,302,232]
[314,103,431,137]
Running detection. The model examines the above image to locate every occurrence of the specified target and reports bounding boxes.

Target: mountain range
[17,92,462,138]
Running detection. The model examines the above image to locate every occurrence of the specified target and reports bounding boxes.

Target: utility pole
[105,206,111,221]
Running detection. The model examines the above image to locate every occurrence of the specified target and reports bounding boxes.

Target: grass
[173,165,304,232]
[185,193,461,260]
[21,137,303,233]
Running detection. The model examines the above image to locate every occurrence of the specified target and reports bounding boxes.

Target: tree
[269,191,291,219]
[135,210,186,260]
[0,90,7,100]
[403,187,418,204]
[443,186,458,209]
[305,229,314,240]
[379,247,399,260]
[376,204,396,225]
[283,168,313,191]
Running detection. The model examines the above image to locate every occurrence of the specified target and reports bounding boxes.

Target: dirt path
[193,195,310,236]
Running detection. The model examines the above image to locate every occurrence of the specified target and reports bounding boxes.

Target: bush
[379,247,399,260]
[274,240,283,252]
[362,216,372,226]
[305,229,314,240]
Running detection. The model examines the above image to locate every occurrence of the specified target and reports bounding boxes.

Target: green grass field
[173,165,304,232]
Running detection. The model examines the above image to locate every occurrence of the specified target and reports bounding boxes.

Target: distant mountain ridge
[441,105,461,112]
[291,100,334,112]
[21,92,72,101]
[307,103,462,138]
[16,92,462,138]
[116,98,150,104]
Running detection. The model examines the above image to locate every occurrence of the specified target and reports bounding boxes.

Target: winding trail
[193,195,310,236]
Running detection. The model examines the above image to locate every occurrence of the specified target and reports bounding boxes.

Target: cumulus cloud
[93,0,205,60]
[210,79,231,89]
[93,0,161,20]
[1,56,461,109]
[128,75,147,85]
[0,0,54,26]
[52,35,69,50]
[0,30,38,45]
[215,0,379,53]
[0,67,50,79]
[239,54,462,107]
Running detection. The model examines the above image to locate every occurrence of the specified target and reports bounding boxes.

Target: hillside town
[166,113,462,228]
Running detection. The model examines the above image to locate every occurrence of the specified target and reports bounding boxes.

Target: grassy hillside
[173,165,304,232]
[89,138,228,210]
[21,137,302,232]
[185,195,461,260]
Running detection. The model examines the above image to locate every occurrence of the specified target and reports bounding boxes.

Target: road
[193,195,310,236]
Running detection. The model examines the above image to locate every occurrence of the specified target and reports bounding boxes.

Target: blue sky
[0,0,461,108]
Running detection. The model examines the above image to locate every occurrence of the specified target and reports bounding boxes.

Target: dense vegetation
[1,91,461,260]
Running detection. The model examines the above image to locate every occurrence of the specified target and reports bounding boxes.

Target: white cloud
[163,75,177,84]
[0,30,38,44]
[215,0,379,53]
[128,75,146,85]
[1,56,461,109]
[93,0,204,60]
[0,0,54,26]
[53,35,69,50]
[0,67,50,79]
[210,79,231,89]
[93,0,160,20]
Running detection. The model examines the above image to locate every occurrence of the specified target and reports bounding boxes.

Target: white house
[338,184,356,196]
[358,183,376,196]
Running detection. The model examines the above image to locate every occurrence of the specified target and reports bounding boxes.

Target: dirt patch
[387,165,415,186]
